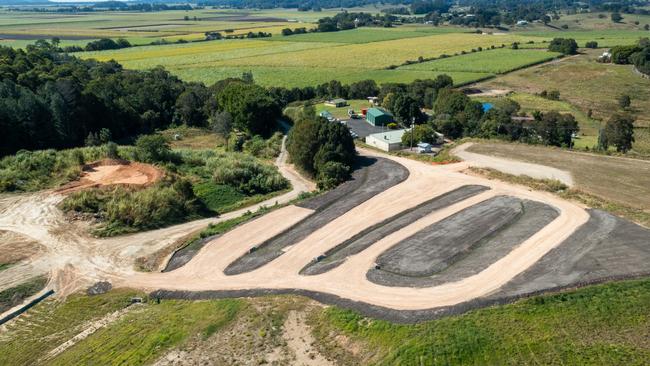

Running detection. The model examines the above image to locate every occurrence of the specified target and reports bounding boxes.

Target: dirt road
[0,136,315,302]
[120,148,589,310]
[452,142,574,186]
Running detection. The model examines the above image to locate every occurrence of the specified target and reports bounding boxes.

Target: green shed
[366,108,393,126]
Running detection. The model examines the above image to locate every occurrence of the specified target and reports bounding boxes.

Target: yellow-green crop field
[79,30,556,87]
[402,48,561,74]
[3,7,649,87]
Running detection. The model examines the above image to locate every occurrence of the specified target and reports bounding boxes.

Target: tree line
[0,41,288,157]
[611,38,650,76]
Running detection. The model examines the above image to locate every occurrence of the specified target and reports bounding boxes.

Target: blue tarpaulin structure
[482,103,494,112]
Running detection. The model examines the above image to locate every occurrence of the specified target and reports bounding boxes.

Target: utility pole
[410,117,415,151]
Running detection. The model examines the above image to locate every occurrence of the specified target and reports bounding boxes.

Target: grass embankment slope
[466,141,650,226]
[0,276,47,314]
[313,278,650,365]
[1,278,649,365]
[477,49,650,155]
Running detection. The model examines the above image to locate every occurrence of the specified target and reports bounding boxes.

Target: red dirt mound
[57,159,163,194]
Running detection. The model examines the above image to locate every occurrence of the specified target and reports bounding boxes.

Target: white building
[365,129,406,152]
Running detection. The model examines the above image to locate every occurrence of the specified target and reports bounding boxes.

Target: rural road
[452,142,575,186]
[120,148,589,310]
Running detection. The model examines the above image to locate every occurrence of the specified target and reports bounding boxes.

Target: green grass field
[314,278,650,365]
[79,31,544,87]
[402,48,560,74]
[3,6,649,88]
[1,278,648,365]
[516,29,650,48]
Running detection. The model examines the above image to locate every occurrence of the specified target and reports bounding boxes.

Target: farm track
[453,142,575,185]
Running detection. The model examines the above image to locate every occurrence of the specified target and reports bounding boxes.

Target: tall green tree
[215,82,281,137]
[604,113,635,153]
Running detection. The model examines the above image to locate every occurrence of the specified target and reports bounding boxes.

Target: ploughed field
[122,149,650,322]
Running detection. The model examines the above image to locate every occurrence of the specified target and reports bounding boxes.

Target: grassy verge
[312,278,650,365]
[0,276,48,313]
[469,166,650,228]
[0,263,12,272]
[0,289,241,365]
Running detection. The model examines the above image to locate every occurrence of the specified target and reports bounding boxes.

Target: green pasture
[402,48,560,74]
[268,26,463,44]
[171,65,491,87]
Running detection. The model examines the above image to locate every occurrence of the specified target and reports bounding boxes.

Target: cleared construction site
[1,145,649,323]
[122,149,650,322]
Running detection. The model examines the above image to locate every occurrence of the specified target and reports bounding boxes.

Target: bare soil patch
[0,231,44,266]
[56,159,163,194]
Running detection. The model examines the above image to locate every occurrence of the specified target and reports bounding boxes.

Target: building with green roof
[366,108,393,126]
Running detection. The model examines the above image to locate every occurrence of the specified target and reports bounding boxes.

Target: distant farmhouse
[324,98,347,107]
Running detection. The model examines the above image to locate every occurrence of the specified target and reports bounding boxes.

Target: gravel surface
[224,156,409,275]
[453,142,574,186]
[371,196,524,278]
[367,200,559,287]
[486,209,650,299]
[300,185,490,276]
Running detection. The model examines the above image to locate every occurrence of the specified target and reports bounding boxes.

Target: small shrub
[209,153,288,195]
[317,161,350,189]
